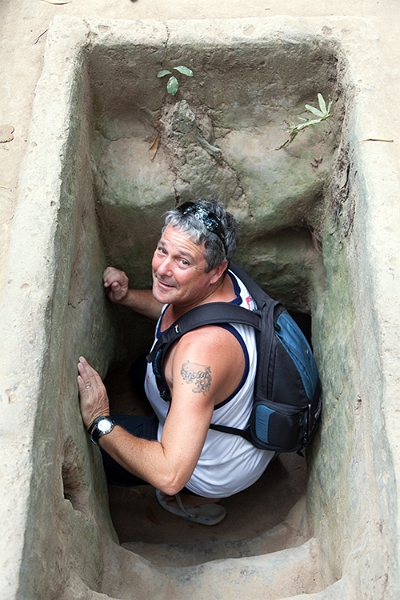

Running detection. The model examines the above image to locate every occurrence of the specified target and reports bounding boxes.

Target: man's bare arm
[103,266,163,320]
[77,353,213,494]
[78,327,245,495]
[116,288,163,320]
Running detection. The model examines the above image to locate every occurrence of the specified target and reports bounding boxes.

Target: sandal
[155,489,226,526]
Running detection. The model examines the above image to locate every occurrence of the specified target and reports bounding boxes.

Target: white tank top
[144,270,275,498]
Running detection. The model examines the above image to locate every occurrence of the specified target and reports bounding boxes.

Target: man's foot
[156,490,226,525]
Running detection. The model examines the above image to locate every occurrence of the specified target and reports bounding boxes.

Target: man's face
[151,224,221,309]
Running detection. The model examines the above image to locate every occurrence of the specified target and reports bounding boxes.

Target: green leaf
[166,76,179,95]
[318,93,327,114]
[276,93,333,150]
[305,104,324,117]
[174,65,193,77]
[157,69,172,78]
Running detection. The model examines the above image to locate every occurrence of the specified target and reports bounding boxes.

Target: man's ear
[210,260,229,283]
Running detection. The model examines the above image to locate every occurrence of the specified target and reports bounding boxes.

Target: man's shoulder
[170,325,245,391]
[174,324,241,359]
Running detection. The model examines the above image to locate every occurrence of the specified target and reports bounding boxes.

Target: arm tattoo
[180,361,212,396]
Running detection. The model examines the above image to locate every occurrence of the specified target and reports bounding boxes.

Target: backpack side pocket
[250,399,309,452]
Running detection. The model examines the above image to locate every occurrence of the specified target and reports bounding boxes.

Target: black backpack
[146,262,322,453]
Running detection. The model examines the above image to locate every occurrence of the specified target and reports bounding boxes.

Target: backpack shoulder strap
[229,263,284,401]
[146,302,262,402]
[146,265,278,405]
[146,301,262,365]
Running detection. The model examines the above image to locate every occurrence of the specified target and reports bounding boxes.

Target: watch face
[98,419,113,434]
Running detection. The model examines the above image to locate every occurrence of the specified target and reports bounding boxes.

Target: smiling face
[151,224,226,311]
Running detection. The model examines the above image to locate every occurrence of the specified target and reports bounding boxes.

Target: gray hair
[163,199,239,272]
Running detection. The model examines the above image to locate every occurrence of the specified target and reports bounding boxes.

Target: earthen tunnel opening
[79,21,341,570]
[9,16,396,600]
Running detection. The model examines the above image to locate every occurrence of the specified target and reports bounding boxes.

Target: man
[78,199,275,525]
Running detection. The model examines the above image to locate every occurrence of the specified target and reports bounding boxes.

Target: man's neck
[164,271,235,325]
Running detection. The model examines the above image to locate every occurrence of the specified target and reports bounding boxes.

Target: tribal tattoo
[180,360,212,395]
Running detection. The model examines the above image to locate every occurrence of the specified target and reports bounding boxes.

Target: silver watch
[89,416,115,445]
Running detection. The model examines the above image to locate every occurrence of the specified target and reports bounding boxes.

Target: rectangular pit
[1,15,399,600]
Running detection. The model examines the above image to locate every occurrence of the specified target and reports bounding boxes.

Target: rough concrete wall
[307,31,400,597]
[0,22,120,599]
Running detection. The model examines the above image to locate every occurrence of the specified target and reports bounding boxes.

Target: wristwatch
[88,416,115,445]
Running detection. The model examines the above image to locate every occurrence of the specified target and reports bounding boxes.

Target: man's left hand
[77,356,110,430]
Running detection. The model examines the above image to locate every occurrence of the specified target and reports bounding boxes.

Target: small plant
[157,65,194,96]
[276,93,333,150]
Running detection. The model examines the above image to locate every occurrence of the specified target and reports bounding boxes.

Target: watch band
[88,416,115,445]
[87,419,97,436]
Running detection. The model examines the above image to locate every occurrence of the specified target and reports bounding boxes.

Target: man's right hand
[103,267,129,303]
[103,266,163,320]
